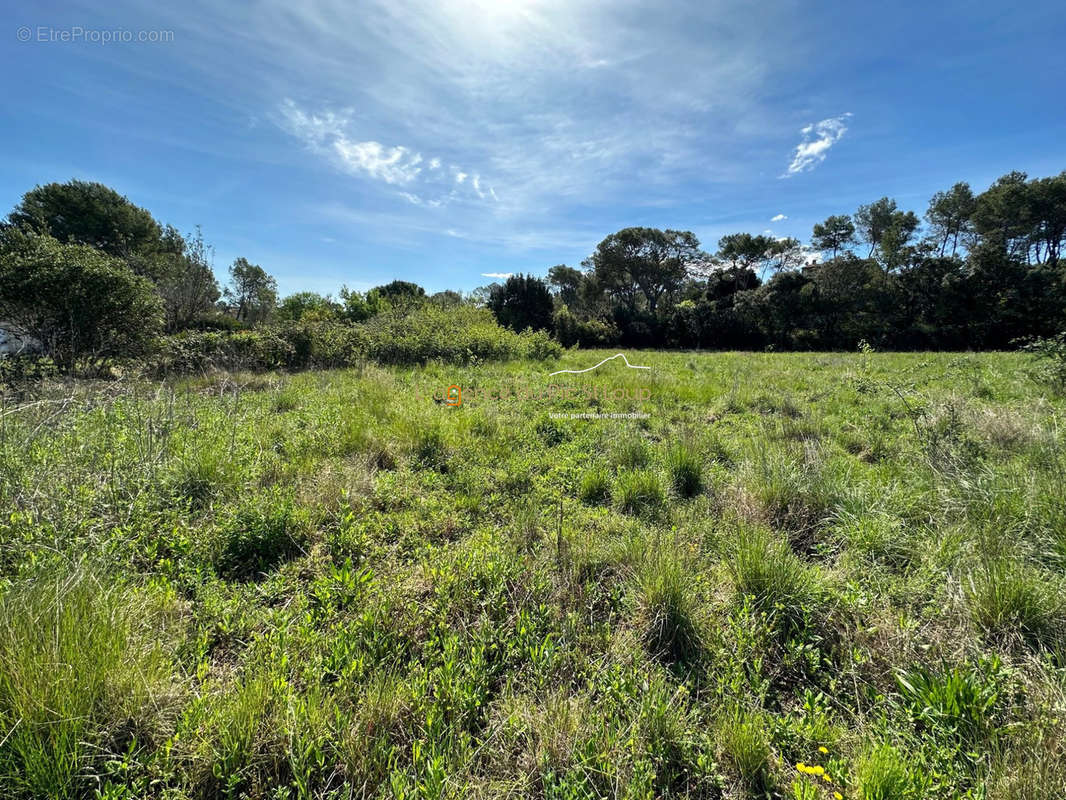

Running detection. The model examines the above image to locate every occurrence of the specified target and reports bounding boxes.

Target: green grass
[1,350,1065,797]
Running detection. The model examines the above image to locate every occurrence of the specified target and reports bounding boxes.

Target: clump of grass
[578,466,611,505]
[666,441,703,498]
[728,523,821,631]
[895,658,1004,748]
[271,386,300,413]
[965,560,1064,649]
[614,435,650,469]
[216,497,310,580]
[413,426,450,471]
[746,443,837,553]
[180,669,288,795]
[718,710,773,792]
[172,445,238,508]
[615,469,665,517]
[0,571,179,798]
[534,415,568,446]
[637,549,702,662]
[836,511,915,570]
[854,744,912,800]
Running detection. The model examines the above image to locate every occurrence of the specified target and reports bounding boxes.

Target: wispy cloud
[126,0,822,252]
[481,272,513,279]
[771,213,788,221]
[782,113,852,177]
[277,99,494,203]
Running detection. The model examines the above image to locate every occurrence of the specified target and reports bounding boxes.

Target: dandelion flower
[796,762,807,771]
[834,793,843,800]
[823,774,832,782]
[812,765,825,776]
[818,746,829,754]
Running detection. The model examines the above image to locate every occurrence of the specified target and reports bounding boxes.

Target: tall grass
[636,547,702,662]
[0,571,179,798]
[727,523,822,631]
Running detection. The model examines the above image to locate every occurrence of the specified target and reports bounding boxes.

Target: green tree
[925,182,976,258]
[157,227,221,331]
[811,215,856,259]
[547,265,584,306]
[717,233,804,279]
[372,280,426,308]
[6,180,174,278]
[854,197,920,264]
[338,285,387,322]
[585,227,701,314]
[0,230,163,372]
[1028,172,1066,267]
[487,273,554,332]
[225,257,277,324]
[277,291,340,321]
[429,290,463,307]
[972,171,1034,262]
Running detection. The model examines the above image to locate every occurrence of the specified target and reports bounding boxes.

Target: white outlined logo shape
[549,353,651,377]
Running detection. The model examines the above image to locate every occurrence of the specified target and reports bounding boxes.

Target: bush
[154,321,366,374]
[0,230,163,373]
[1022,332,1066,393]
[150,306,559,375]
[154,328,294,374]
[357,304,553,365]
[274,319,366,370]
[553,307,621,348]
[519,328,563,360]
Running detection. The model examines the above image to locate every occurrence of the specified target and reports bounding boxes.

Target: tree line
[492,171,1065,350]
[1,172,1064,374]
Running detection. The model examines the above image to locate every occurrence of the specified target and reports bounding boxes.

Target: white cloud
[277,99,494,202]
[143,0,823,251]
[481,272,513,279]
[333,140,422,184]
[782,113,851,177]
[771,213,787,221]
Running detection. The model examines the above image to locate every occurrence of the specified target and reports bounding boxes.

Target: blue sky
[3,0,1065,296]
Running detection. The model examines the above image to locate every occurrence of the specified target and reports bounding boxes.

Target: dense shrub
[0,230,163,373]
[150,307,561,375]
[357,304,560,365]
[1022,332,1066,392]
[153,328,296,374]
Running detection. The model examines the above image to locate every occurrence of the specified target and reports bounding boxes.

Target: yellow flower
[818,746,829,754]
[823,774,832,782]
[834,793,844,800]
[796,762,807,772]
[812,765,825,776]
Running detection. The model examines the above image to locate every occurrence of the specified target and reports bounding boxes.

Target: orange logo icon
[444,385,462,406]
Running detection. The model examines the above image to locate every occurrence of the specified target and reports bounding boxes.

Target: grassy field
[2,350,1066,799]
